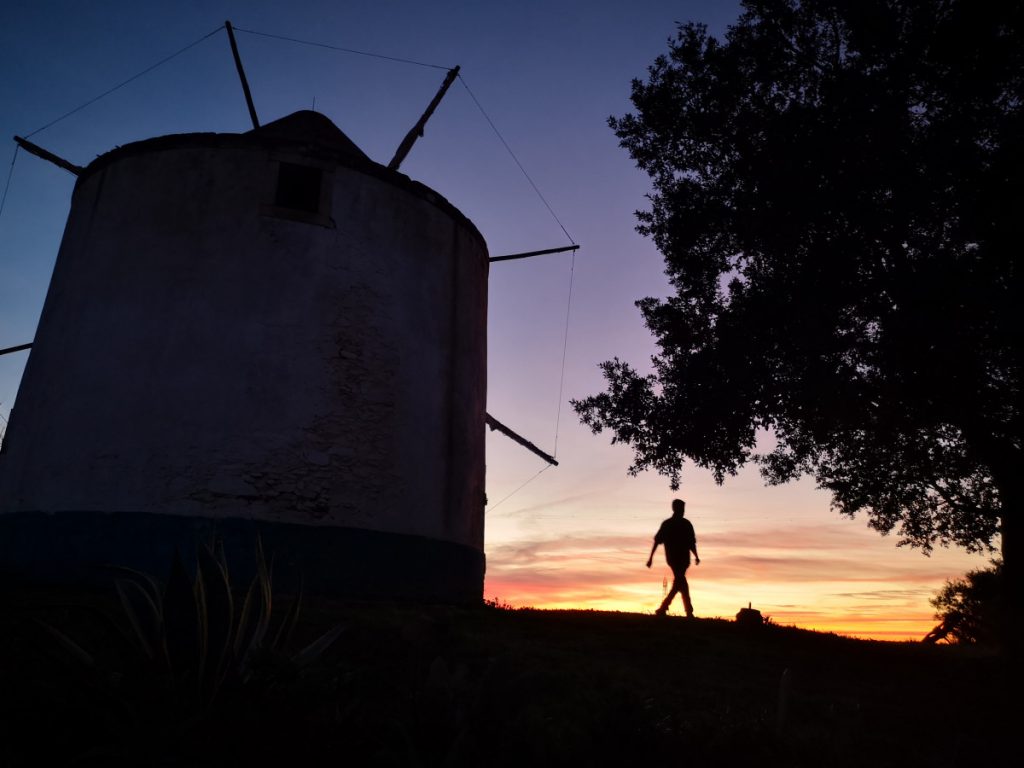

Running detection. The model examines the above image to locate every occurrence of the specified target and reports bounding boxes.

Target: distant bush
[735,603,766,628]
[482,596,515,611]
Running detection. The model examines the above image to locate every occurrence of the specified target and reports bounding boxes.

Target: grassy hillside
[0,591,1008,767]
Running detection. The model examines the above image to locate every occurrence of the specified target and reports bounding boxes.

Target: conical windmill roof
[73,110,483,246]
[249,110,368,160]
[80,110,368,176]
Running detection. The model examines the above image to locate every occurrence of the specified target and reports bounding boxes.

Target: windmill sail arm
[0,343,33,357]
[485,413,558,466]
[489,244,579,263]
[388,65,460,171]
[13,137,82,176]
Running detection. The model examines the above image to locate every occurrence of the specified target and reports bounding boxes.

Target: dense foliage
[929,560,1005,645]
[574,0,1022,556]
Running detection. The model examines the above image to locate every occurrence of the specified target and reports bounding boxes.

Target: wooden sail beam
[489,244,579,263]
[13,137,82,176]
[225,20,260,129]
[0,343,33,357]
[485,413,558,466]
[388,65,460,171]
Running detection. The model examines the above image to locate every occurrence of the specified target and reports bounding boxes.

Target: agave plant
[42,537,343,711]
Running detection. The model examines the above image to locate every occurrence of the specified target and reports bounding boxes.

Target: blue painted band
[0,511,484,603]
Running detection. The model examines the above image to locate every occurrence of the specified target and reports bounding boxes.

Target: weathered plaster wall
[0,131,487,555]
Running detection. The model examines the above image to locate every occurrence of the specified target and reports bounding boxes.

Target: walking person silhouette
[647,499,700,617]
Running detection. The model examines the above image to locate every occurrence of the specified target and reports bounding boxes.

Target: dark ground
[0,588,1010,767]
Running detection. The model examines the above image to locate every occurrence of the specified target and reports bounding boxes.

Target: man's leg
[657,563,685,615]
[656,582,678,615]
[678,566,694,617]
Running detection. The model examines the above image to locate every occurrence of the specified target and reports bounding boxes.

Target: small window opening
[275,162,322,213]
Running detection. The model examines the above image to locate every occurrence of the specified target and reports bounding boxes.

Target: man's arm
[646,540,659,568]
[691,541,700,566]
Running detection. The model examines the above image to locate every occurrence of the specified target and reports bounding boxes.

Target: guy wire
[486,464,553,513]
[25,26,224,139]
[0,146,19,227]
[458,74,575,246]
[552,247,576,458]
[232,27,450,70]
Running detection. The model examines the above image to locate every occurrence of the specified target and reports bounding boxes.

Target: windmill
[0,22,576,602]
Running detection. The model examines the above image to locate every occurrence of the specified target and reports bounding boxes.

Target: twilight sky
[0,0,992,639]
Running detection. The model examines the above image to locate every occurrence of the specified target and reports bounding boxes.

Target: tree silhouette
[927,560,1004,646]
[574,0,1022,640]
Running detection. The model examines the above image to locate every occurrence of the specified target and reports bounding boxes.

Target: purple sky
[0,1,991,638]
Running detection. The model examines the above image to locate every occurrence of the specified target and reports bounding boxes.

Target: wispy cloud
[492,491,604,518]
[488,533,651,565]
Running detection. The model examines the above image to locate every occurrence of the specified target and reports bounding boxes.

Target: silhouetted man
[647,499,700,617]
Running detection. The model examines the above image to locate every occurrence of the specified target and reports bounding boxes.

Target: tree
[926,560,1004,646]
[573,0,1023,640]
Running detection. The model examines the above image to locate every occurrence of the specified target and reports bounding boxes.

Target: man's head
[671,499,686,517]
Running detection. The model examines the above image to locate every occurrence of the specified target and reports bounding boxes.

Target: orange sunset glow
[483,434,994,642]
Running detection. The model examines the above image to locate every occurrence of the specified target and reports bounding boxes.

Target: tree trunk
[999,487,1021,659]
[970,431,1021,658]
[996,487,1021,750]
